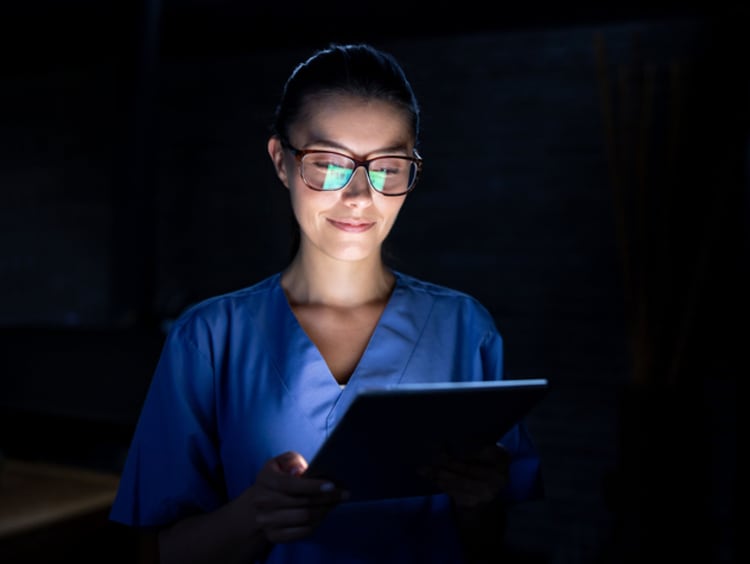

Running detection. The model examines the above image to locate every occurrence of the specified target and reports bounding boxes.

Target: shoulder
[167,272,281,340]
[393,270,497,329]
[394,270,488,307]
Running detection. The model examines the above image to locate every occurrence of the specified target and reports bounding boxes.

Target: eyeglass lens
[302,153,415,194]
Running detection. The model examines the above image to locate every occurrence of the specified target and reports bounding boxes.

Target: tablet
[304,378,548,502]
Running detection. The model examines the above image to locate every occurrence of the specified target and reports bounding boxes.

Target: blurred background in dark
[0,1,744,562]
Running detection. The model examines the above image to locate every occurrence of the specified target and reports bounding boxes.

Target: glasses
[283,142,423,196]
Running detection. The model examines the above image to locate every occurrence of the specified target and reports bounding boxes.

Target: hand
[419,443,510,509]
[244,451,349,544]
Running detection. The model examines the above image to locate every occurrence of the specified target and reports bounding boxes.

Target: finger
[256,504,332,529]
[433,456,507,485]
[423,461,507,509]
[434,466,504,496]
[493,442,511,461]
[435,473,500,508]
[274,451,309,476]
[455,443,510,467]
[254,472,350,511]
[257,505,335,543]
[418,459,502,487]
[253,484,348,512]
[259,456,347,500]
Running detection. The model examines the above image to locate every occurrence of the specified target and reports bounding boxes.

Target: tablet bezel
[304,378,548,501]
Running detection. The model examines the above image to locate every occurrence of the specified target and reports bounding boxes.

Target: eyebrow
[300,137,412,157]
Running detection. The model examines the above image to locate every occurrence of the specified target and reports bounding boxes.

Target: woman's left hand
[419,442,510,509]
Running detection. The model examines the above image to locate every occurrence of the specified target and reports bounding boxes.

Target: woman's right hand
[245,451,349,544]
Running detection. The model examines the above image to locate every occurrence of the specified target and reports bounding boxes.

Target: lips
[327,218,376,233]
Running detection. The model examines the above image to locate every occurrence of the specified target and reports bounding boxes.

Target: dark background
[0,1,744,562]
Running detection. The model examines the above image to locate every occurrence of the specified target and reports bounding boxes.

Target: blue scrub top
[110,270,543,563]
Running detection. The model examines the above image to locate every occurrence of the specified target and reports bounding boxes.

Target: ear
[268,136,290,189]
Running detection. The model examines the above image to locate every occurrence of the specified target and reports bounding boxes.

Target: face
[268,94,415,263]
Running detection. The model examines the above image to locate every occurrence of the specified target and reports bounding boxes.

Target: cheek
[288,184,334,223]
[288,188,309,225]
[380,200,406,224]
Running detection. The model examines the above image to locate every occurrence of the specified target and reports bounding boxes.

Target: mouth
[327,218,376,233]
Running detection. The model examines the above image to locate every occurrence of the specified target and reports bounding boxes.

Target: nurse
[110,43,543,563]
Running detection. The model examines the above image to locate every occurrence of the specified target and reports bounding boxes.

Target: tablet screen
[305,378,548,501]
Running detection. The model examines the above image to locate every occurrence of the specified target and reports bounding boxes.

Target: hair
[271,43,421,262]
[271,43,421,148]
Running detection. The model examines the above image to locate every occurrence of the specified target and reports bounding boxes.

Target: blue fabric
[110,270,543,563]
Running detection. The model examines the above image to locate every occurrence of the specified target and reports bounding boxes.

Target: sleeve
[109,321,226,528]
[480,327,545,504]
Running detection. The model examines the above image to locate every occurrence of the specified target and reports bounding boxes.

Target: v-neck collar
[267,270,436,436]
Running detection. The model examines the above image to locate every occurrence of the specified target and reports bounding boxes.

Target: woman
[110,43,543,563]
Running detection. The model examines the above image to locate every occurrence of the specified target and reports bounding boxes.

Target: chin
[327,245,380,263]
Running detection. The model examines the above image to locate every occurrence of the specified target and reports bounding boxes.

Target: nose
[342,166,373,205]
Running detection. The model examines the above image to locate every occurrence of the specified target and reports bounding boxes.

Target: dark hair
[271,43,421,147]
[272,43,421,262]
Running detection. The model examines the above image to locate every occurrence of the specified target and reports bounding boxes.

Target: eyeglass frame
[281,139,423,196]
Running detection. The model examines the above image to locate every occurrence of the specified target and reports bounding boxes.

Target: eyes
[310,154,405,191]
[292,149,422,196]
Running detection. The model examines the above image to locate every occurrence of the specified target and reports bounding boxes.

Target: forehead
[292,93,414,151]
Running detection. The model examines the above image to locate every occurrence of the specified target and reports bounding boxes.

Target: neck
[281,248,393,308]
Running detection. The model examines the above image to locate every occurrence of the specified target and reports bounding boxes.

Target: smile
[327,219,376,233]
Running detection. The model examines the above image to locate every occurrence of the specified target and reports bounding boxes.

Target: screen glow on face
[300,149,416,195]
[319,161,394,191]
[322,164,352,190]
[368,169,387,191]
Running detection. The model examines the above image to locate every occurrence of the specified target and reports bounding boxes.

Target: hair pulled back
[271,43,420,148]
